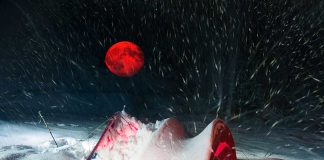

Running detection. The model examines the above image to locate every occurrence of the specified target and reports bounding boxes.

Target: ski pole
[38,111,58,148]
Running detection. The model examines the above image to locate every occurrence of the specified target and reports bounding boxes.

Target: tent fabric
[87,112,237,160]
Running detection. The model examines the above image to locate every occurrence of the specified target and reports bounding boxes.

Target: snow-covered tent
[87,112,236,160]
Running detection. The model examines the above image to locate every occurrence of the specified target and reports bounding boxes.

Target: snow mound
[89,111,161,160]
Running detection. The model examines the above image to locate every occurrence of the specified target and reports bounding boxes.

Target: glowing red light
[212,120,237,160]
[105,41,144,77]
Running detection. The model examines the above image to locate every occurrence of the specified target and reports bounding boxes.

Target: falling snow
[0,0,323,159]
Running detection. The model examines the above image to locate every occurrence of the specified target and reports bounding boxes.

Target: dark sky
[0,0,323,131]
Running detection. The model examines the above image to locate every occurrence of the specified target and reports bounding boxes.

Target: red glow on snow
[87,113,140,160]
[87,113,237,160]
[105,41,144,77]
[96,115,139,150]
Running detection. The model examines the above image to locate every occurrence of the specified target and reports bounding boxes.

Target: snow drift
[87,111,236,160]
[0,113,319,160]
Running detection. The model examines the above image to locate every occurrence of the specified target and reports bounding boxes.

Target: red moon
[105,41,144,77]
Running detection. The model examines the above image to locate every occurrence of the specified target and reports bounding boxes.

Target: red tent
[87,112,236,160]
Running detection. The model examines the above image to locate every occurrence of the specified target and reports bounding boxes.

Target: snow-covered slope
[0,117,323,160]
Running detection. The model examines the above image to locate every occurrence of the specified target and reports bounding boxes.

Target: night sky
[0,0,323,131]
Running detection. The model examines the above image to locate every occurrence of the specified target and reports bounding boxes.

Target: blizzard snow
[0,117,323,160]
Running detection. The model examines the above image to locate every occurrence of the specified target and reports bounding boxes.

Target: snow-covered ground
[0,118,323,160]
[232,125,324,160]
[0,120,96,160]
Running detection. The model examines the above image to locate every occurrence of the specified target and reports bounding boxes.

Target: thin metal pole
[38,111,58,148]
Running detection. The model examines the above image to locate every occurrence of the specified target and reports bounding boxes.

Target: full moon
[105,41,144,77]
